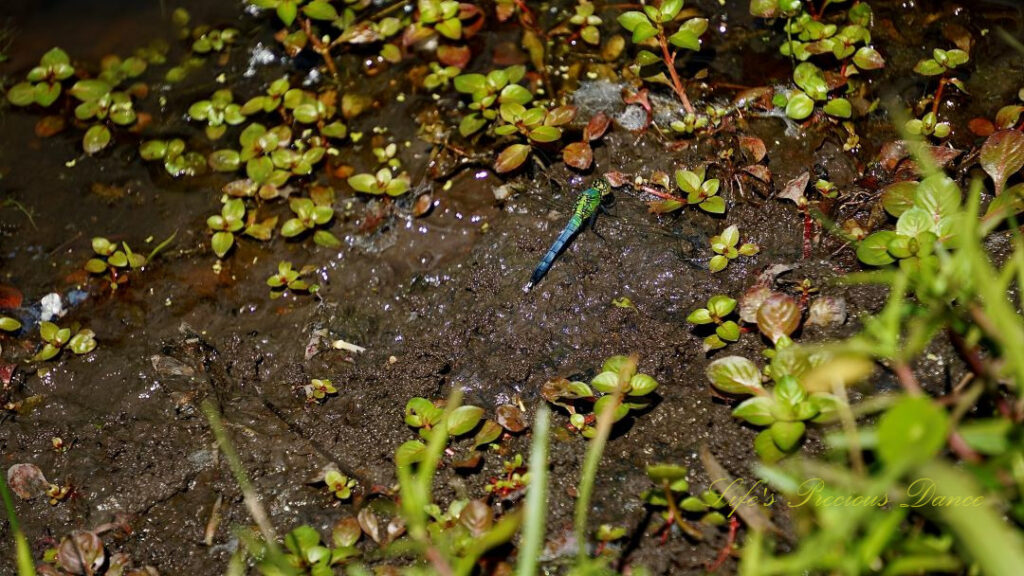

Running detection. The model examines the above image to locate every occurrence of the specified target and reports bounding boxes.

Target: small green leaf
[395,440,427,467]
[733,396,775,426]
[785,92,815,120]
[628,373,658,396]
[877,396,949,468]
[823,98,852,118]
[0,316,22,332]
[447,405,485,436]
[706,356,764,395]
[856,231,897,266]
[83,125,112,155]
[769,420,805,451]
[211,231,235,258]
[591,371,621,394]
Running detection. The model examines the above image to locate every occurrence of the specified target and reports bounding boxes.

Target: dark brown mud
[0,0,1021,574]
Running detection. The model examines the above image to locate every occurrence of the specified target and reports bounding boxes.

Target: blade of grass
[516,404,550,576]
[201,400,279,549]
[0,474,36,576]
[574,355,636,560]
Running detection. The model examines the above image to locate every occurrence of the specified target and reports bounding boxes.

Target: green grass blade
[516,404,550,576]
[0,471,36,576]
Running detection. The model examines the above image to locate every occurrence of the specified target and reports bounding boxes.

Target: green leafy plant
[560,0,602,45]
[542,355,659,438]
[752,2,884,123]
[709,225,758,272]
[303,378,337,404]
[706,350,842,462]
[206,198,278,259]
[281,189,339,247]
[347,167,411,196]
[323,469,356,500]
[266,261,320,298]
[84,233,176,289]
[454,65,531,137]
[642,463,728,540]
[650,166,726,214]
[484,454,530,498]
[32,321,96,362]
[617,0,707,116]
[67,78,137,154]
[6,47,74,107]
[687,294,741,351]
[191,26,239,54]
[139,138,208,177]
[257,524,357,576]
[904,47,970,140]
[188,89,246,140]
[856,173,960,272]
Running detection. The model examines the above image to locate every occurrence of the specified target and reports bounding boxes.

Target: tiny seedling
[687,294,741,352]
[709,225,758,273]
[267,261,320,299]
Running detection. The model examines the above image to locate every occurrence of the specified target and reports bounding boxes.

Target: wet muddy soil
[1,0,1022,574]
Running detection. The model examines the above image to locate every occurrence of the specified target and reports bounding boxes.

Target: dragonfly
[520,176,707,291]
[524,178,610,290]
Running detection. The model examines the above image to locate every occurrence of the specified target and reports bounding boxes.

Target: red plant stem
[707,516,740,573]
[802,205,812,260]
[893,362,924,395]
[300,17,340,79]
[658,32,695,116]
[931,76,949,116]
[641,185,686,203]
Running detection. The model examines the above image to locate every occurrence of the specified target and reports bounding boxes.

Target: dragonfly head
[593,177,612,197]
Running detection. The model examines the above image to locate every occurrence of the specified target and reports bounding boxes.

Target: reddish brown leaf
[738,136,767,162]
[743,164,772,183]
[757,293,801,344]
[495,404,527,432]
[0,362,15,385]
[0,284,24,308]
[778,172,810,205]
[968,118,995,137]
[563,142,593,171]
[733,86,774,110]
[584,112,611,141]
[437,45,471,68]
[545,105,577,127]
[35,116,66,138]
[494,144,531,173]
[739,286,774,324]
[7,463,49,500]
[603,171,631,187]
[413,194,434,217]
[981,130,1024,196]
[622,88,651,112]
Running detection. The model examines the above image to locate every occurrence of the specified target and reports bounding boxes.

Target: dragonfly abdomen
[528,215,583,287]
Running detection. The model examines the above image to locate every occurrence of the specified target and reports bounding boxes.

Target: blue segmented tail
[525,181,606,290]
[528,215,584,287]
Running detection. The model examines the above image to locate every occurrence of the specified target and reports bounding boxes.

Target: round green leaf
[211,231,234,258]
[856,231,897,266]
[733,396,776,426]
[7,82,36,106]
[877,396,949,468]
[785,92,815,120]
[769,420,805,451]
[83,125,112,155]
[706,356,764,395]
[447,405,485,436]
[591,371,621,394]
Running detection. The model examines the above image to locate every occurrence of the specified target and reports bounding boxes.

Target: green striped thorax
[576,177,610,221]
